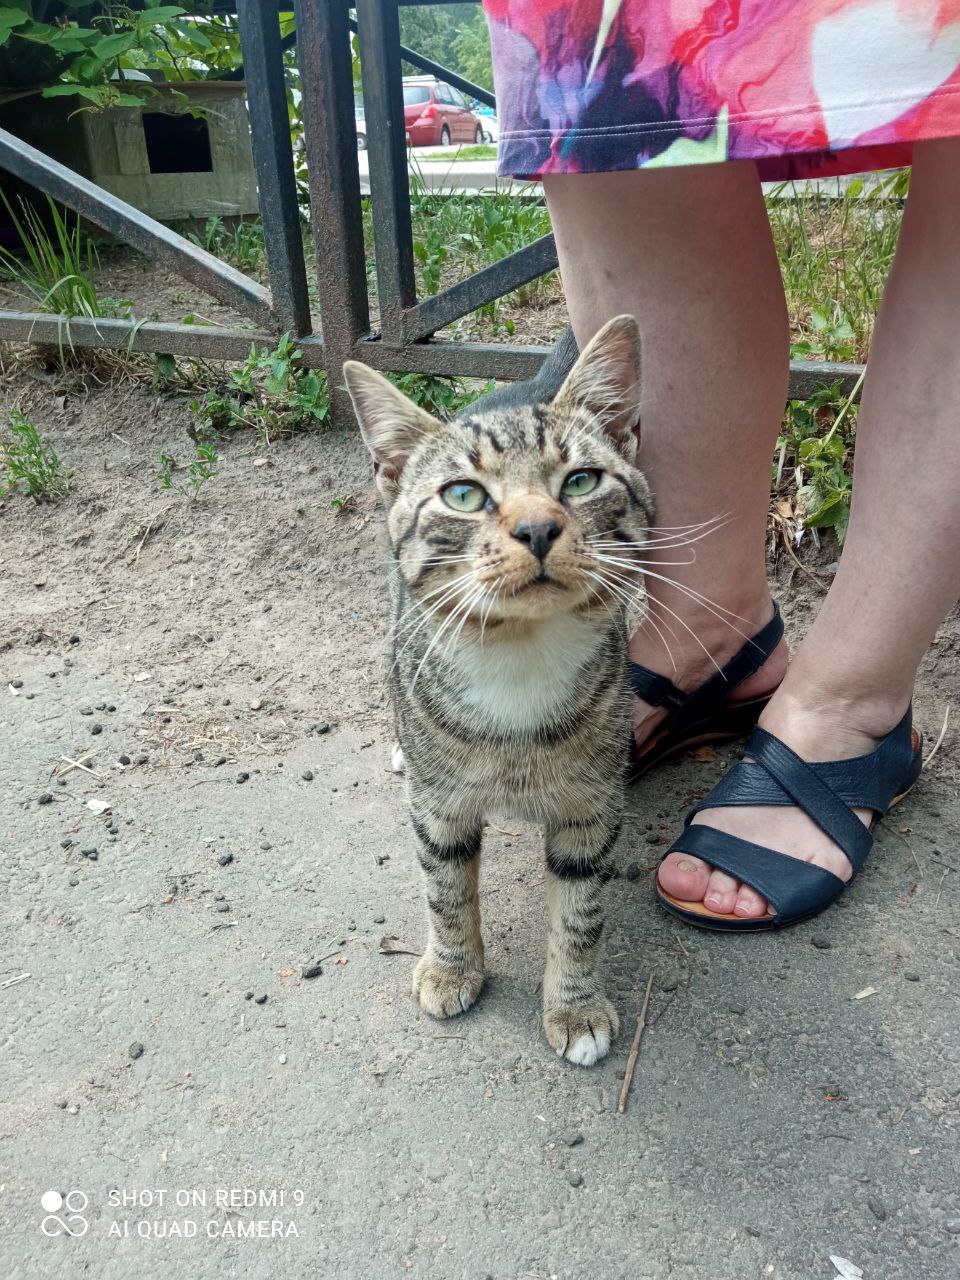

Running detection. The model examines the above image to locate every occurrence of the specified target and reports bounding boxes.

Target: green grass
[420,144,498,162]
[189,216,265,273]
[2,410,70,501]
[0,194,129,321]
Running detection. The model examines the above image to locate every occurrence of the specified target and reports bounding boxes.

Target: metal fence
[0,0,863,427]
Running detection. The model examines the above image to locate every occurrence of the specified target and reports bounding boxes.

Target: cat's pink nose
[511,518,562,562]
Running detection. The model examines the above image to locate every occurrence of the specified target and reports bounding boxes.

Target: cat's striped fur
[343,316,650,1066]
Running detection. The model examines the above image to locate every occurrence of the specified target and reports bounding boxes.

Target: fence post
[295,0,372,427]
[355,0,416,344]
[236,0,312,337]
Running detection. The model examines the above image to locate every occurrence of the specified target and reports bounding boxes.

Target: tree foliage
[398,2,493,93]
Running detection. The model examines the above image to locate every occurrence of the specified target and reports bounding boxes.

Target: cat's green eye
[441,481,488,513]
[561,469,600,498]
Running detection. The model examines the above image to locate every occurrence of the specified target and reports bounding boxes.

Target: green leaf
[94,32,136,59]
[0,7,30,38]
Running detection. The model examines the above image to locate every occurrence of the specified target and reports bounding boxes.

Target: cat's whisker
[587,563,724,676]
[390,572,480,666]
[428,583,487,684]
[408,579,482,691]
[635,600,680,675]
[585,553,759,636]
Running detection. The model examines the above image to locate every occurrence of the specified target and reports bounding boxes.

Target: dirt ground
[2,366,959,1280]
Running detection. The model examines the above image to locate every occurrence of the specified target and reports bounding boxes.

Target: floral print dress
[482,1,960,178]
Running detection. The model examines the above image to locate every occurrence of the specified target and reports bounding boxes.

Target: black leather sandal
[656,709,924,930]
[627,603,784,783]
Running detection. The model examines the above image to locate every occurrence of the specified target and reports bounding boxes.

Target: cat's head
[342,315,651,623]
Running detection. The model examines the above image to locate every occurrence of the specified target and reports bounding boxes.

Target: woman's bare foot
[656,684,912,919]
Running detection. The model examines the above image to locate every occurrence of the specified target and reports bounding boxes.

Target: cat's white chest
[452,616,605,733]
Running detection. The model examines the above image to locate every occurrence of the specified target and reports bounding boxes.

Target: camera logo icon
[40,1190,88,1237]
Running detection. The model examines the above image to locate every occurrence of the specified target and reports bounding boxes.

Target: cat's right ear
[342,361,442,496]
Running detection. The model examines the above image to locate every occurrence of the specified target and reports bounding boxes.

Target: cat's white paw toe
[543,997,618,1068]
[565,1031,610,1067]
[391,743,405,774]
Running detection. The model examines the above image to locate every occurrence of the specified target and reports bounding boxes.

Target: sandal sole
[627,695,773,784]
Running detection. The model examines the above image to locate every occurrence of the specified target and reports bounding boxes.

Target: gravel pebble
[302,964,323,980]
[811,936,832,950]
[624,863,641,881]
[567,1171,583,1187]
[644,831,661,844]
[904,970,920,982]
[260,841,272,851]
[91,723,103,735]
[10,678,23,689]
[217,853,234,867]
[254,994,268,1005]
[118,754,131,766]
[128,1041,145,1060]
[373,914,386,924]
[566,1133,584,1147]
[80,848,98,861]
[37,792,54,805]
[236,771,249,784]
[214,903,230,913]
[315,722,330,735]
[945,1219,960,1234]
[301,769,314,782]
[68,874,80,887]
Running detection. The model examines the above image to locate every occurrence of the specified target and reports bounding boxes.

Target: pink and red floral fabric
[482,1,960,178]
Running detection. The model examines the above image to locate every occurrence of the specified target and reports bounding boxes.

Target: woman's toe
[733,883,770,918]
[703,868,740,914]
[657,851,712,902]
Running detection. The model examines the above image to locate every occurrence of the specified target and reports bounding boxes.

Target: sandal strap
[745,727,875,871]
[628,603,783,733]
[668,824,847,921]
[692,709,918,817]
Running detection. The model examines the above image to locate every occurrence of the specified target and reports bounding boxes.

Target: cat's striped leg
[542,812,621,1066]
[410,809,485,1019]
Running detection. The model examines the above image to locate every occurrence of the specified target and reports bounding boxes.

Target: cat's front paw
[413,952,485,1019]
[543,997,619,1067]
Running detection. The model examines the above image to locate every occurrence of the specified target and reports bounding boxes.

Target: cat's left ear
[553,314,642,460]
[342,361,443,497]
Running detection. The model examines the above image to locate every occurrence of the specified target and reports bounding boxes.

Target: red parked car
[403,76,485,147]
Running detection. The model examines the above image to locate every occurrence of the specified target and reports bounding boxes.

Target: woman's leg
[660,136,960,917]
[543,165,790,748]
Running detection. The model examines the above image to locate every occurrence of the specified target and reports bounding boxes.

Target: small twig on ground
[209,921,238,933]
[780,528,831,589]
[922,705,951,771]
[1,972,30,990]
[617,973,655,1115]
[488,823,521,837]
[673,932,690,958]
[935,869,950,908]
[132,509,165,561]
[379,936,423,957]
[55,751,102,779]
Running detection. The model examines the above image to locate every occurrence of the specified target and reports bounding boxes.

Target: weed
[1,410,70,501]
[0,194,130,321]
[388,371,492,419]
[190,217,265,272]
[190,333,329,443]
[773,378,863,544]
[159,442,218,499]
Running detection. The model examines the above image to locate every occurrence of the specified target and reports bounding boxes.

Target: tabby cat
[343,316,651,1066]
